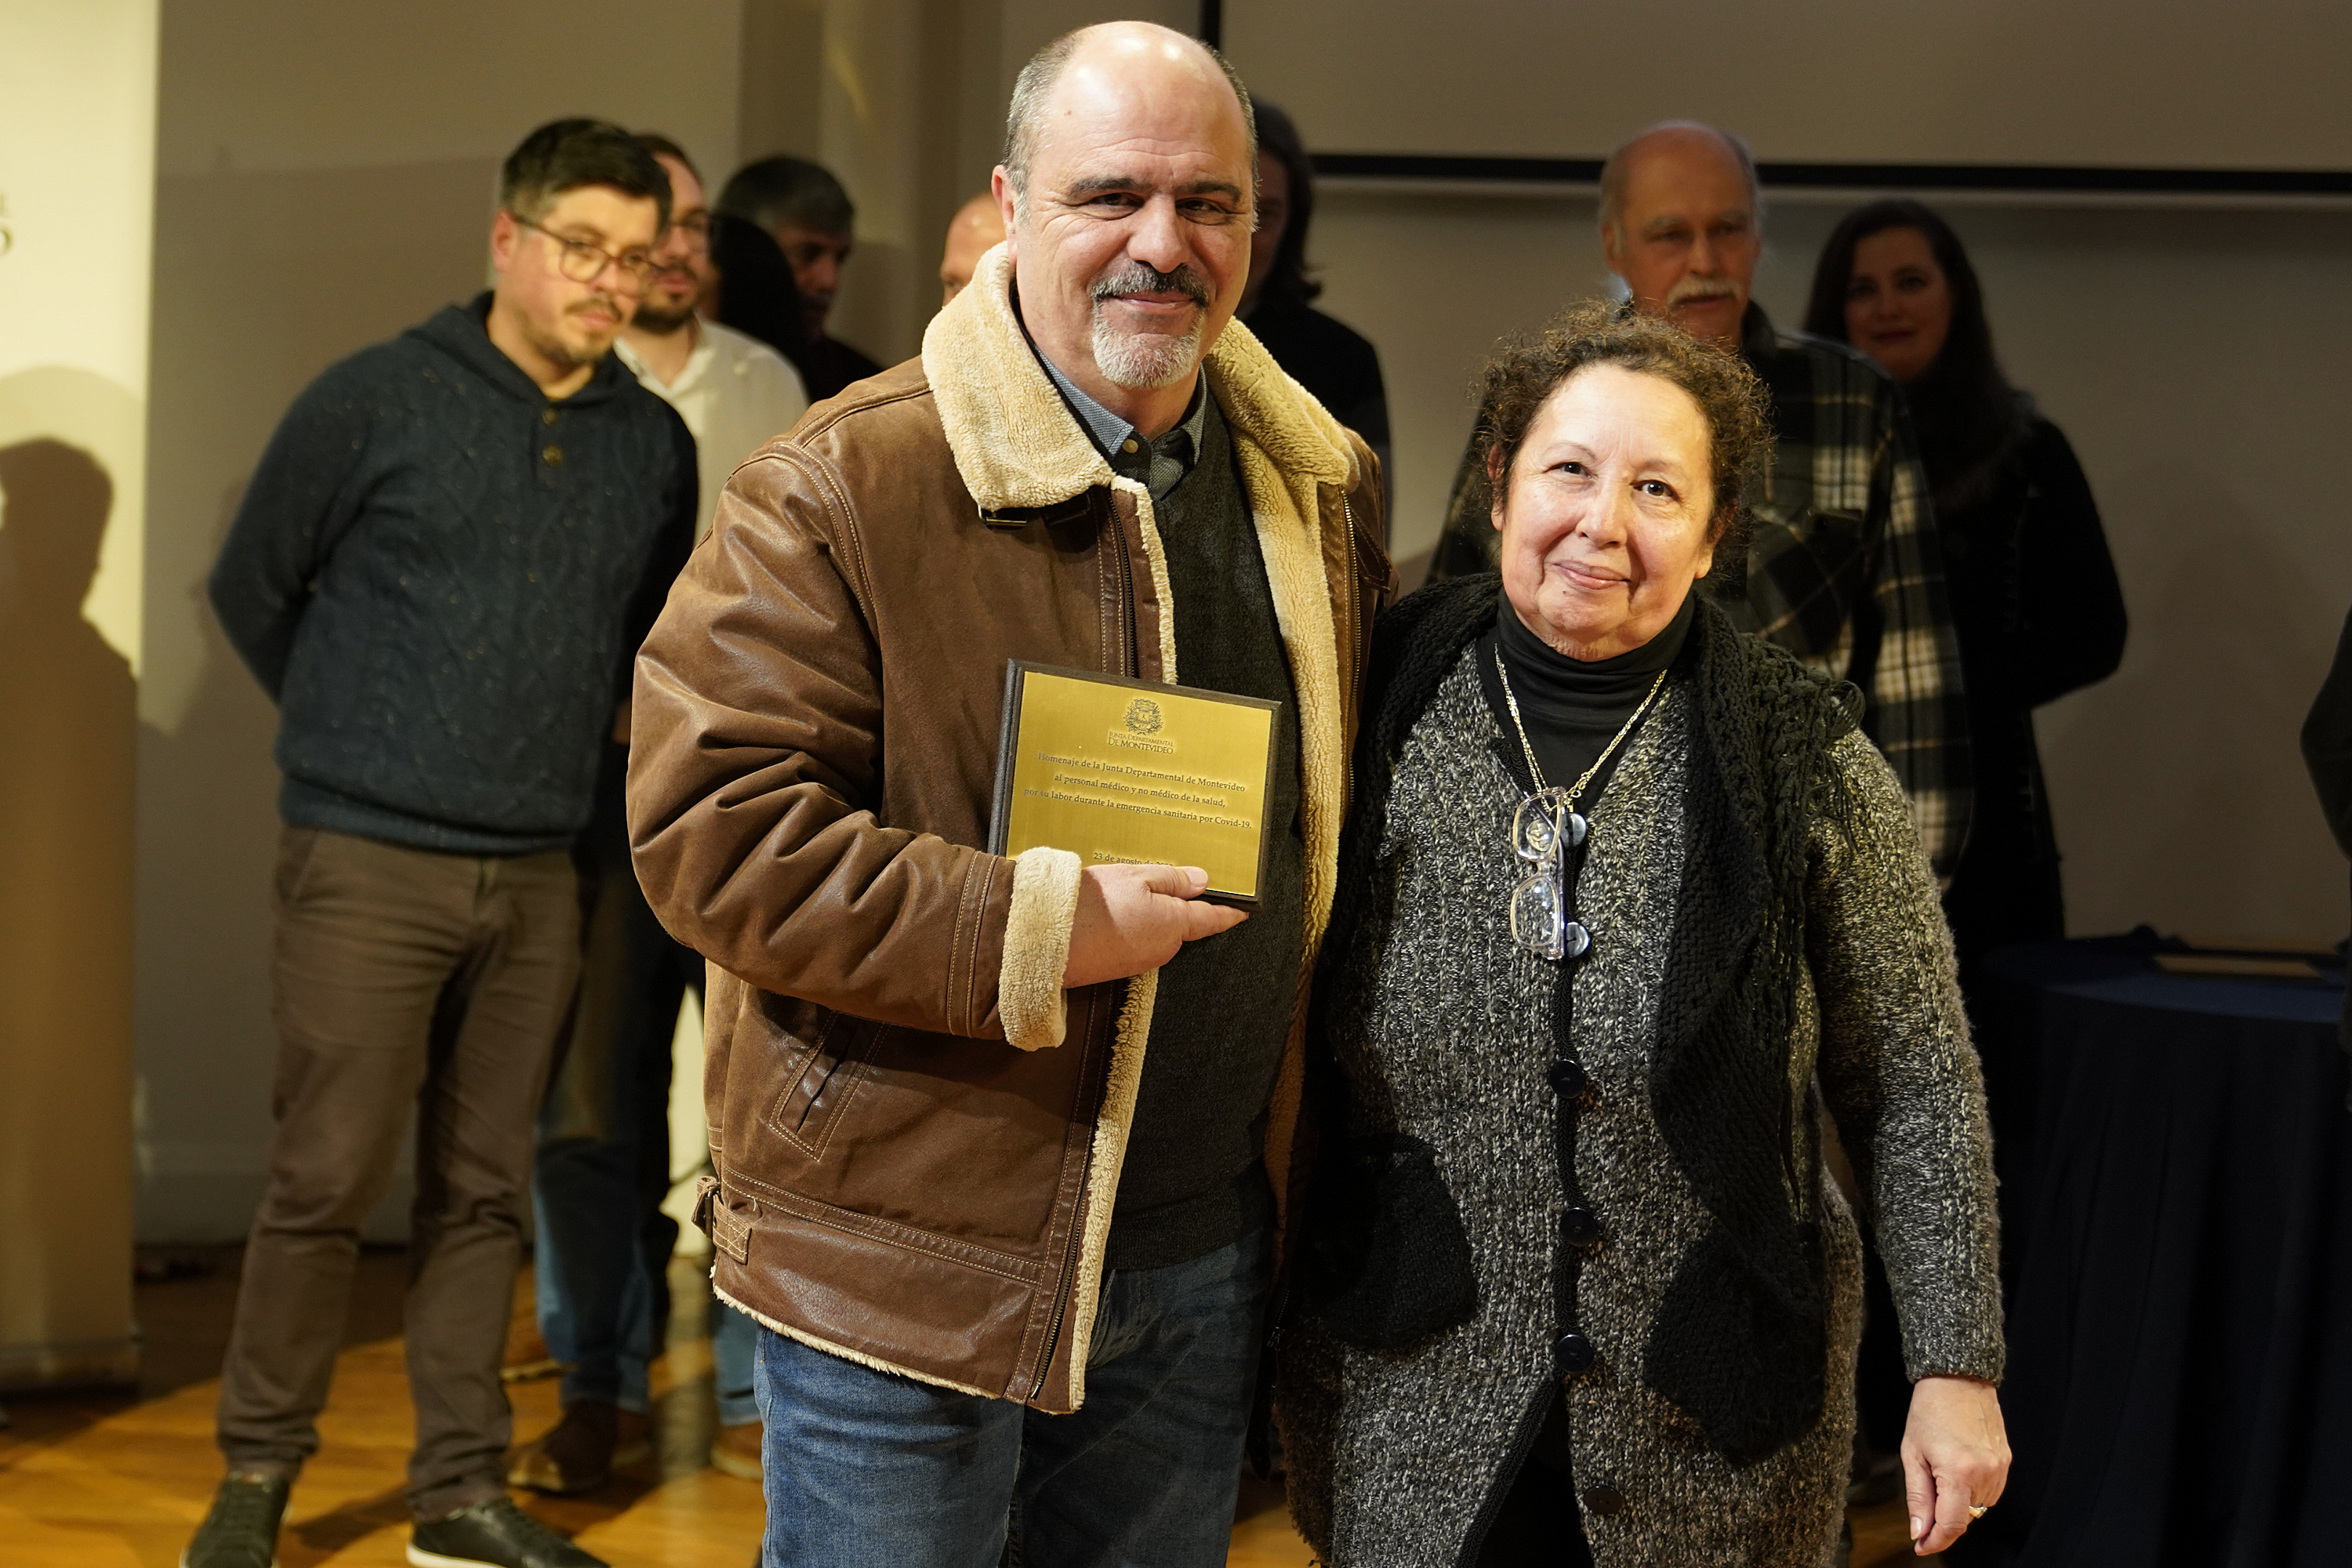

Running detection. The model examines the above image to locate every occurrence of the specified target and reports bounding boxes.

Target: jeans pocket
[273,827,324,913]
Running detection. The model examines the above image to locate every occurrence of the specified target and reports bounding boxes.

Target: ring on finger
[1968,1504,1990,1519]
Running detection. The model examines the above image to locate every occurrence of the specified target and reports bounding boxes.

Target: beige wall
[0,0,154,1386]
[137,0,749,1240]
[1232,0,2352,169]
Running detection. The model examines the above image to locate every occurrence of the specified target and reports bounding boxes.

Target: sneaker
[181,1472,292,1568]
[506,1400,650,1495]
[708,1418,763,1481]
[407,1497,605,1568]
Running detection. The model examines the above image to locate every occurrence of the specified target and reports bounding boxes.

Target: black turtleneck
[1477,592,1696,811]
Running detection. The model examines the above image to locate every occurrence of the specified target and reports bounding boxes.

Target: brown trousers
[216,826,579,1520]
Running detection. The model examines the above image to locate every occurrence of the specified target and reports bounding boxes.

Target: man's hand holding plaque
[992,661,1279,985]
[1062,864,1248,987]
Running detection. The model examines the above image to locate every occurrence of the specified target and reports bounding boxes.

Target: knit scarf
[1323,572,1860,1465]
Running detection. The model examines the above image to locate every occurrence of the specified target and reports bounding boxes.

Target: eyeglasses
[1510,787,1592,961]
[670,212,712,252]
[510,214,656,289]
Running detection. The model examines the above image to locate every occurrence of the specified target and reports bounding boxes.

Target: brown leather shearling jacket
[627,247,1391,1413]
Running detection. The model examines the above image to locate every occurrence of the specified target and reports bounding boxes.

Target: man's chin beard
[526,318,615,374]
[1091,316,1206,390]
[631,300,697,335]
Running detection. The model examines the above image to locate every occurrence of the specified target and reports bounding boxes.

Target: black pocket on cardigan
[1642,1222,1828,1466]
[1301,1131,1479,1349]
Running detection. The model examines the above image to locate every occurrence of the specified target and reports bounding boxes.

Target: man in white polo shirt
[510,130,806,1497]
[617,132,808,539]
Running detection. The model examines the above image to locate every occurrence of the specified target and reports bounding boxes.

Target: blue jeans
[753,1229,1272,1568]
[534,755,759,1425]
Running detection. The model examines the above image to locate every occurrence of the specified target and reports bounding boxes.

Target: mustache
[1091,260,1212,309]
[1665,274,1740,309]
[568,294,622,318]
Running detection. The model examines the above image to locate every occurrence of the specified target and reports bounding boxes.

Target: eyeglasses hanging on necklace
[1494,652,1668,960]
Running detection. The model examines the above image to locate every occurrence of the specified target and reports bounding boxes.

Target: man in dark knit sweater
[184,120,693,1568]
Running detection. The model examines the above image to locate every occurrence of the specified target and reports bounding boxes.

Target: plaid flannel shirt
[1428,303,1972,880]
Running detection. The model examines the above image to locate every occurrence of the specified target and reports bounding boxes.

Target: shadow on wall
[0,432,136,1377]
[0,434,135,1073]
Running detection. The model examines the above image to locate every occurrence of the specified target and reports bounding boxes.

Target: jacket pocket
[1300,1131,1479,1349]
[761,1011,880,1159]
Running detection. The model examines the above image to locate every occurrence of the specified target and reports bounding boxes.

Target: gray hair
[1598,121,1762,241]
[1000,25,1258,205]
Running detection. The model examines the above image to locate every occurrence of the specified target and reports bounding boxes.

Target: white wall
[0,0,155,1385]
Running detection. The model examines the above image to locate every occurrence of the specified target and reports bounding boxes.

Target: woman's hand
[1902,1374,2009,1555]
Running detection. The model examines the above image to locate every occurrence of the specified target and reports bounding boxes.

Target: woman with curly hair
[1278,302,2009,1565]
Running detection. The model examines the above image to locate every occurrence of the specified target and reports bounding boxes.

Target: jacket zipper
[1029,1194,1087,1400]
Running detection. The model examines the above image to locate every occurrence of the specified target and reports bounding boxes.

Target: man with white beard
[1427,122,1973,886]
[621,20,1388,1566]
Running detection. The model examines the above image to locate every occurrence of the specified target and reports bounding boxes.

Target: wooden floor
[0,1248,1915,1566]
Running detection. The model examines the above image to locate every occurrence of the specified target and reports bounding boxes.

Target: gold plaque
[988,662,1279,902]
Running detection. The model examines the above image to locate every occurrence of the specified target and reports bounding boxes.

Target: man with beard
[624,21,1388,1565]
[715,154,884,400]
[1427,122,1972,884]
[506,132,805,1502]
[187,119,692,1568]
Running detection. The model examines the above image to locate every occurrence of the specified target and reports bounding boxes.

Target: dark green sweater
[1108,397,1306,1270]
[209,295,695,854]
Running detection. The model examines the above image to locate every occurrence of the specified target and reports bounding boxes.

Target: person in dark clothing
[2300,612,2352,1064]
[708,211,812,366]
[1805,197,2126,972]
[1804,198,2124,1541]
[183,118,695,1568]
[1279,300,2005,1568]
[1240,101,1391,514]
[715,154,884,399]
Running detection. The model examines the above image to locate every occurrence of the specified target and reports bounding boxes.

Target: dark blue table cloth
[1973,942,2352,1566]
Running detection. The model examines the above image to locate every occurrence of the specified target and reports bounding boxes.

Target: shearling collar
[920,242,1361,510]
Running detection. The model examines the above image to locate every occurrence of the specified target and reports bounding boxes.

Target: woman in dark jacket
[1242,102,1391,510]
[1803,199,2127,971]
[1278,303,2008,1566]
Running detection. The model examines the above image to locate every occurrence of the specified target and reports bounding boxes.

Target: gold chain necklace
[1494,648,1669,808]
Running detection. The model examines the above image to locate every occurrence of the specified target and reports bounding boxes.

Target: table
[1973,942,2352,1566]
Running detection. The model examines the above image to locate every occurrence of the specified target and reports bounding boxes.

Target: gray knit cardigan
[1278,641,2002,1566]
